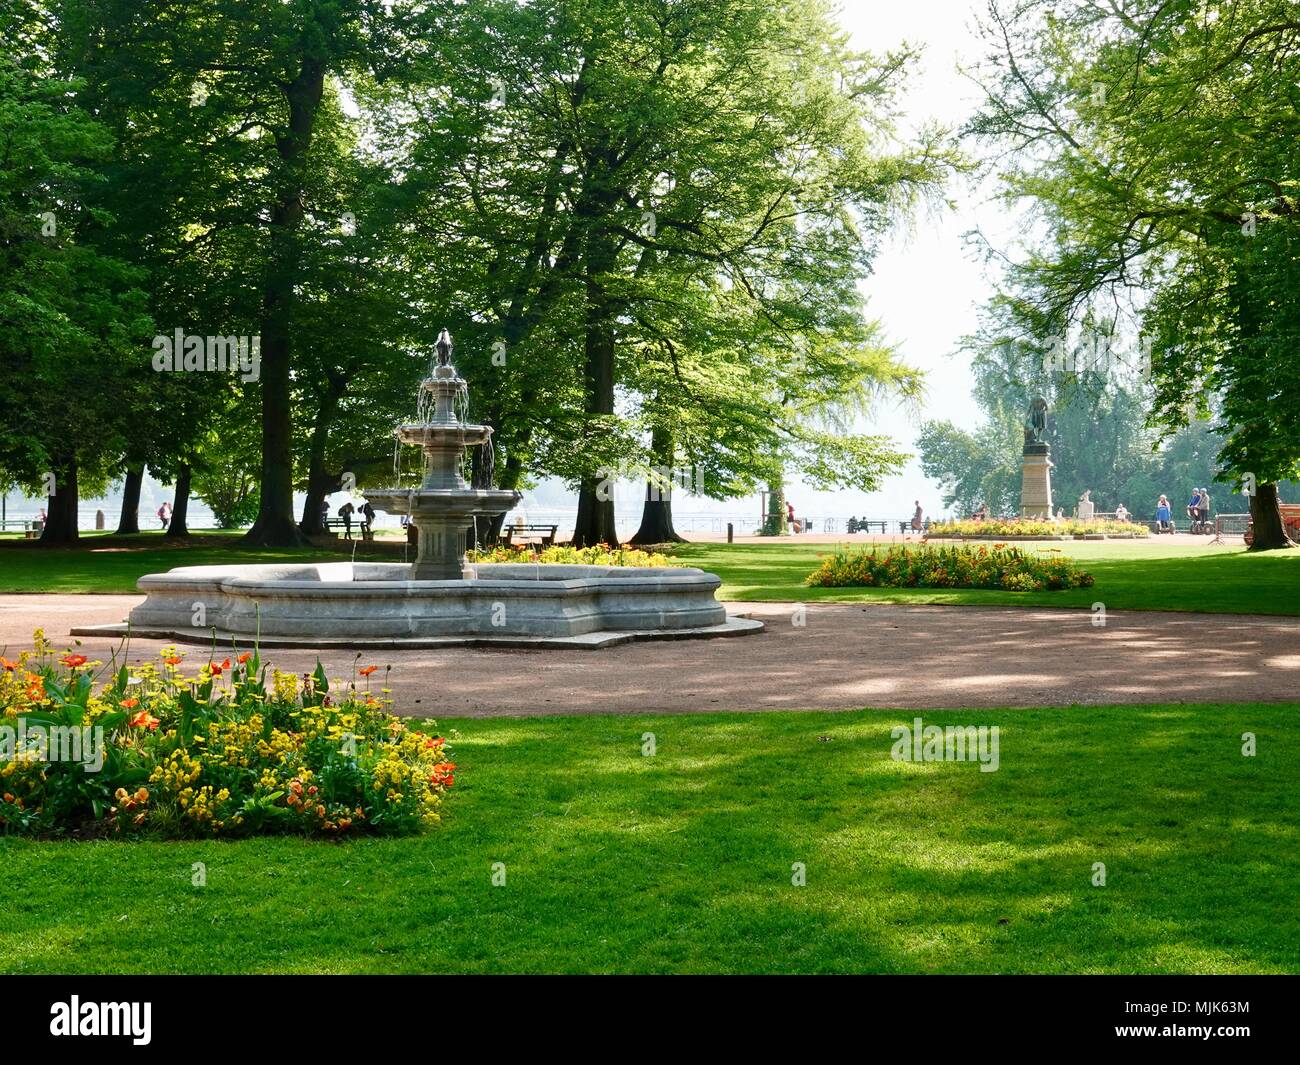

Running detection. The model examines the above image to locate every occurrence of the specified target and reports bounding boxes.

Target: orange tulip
[129,710,160,731]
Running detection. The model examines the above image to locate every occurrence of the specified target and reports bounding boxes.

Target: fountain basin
[72,562,764,649]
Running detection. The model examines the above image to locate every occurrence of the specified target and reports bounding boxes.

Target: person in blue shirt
[1155,495,1172,530]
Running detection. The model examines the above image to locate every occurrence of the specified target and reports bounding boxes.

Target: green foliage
[0,639,454,838]
[806,543,1095,591]
[919,391,1226,519]
[0,39,150,498]
[966,0,1300,492]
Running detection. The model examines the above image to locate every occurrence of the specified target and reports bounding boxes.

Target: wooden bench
[846,519,886,534]
[500,523,558,548]
[898,519,931,533]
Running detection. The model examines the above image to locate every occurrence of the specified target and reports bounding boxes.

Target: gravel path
[1,594,1296,717]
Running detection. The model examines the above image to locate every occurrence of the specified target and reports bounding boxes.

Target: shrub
[0,631,454,839]
[928,517,1147,537]
[805,544,1095,591]
[469,544,669,567]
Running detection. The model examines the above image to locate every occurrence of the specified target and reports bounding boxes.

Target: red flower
[121,697,139,709]
[162,654,183,666]
[237,652,252,665]
[209,658,232,677]
[359,665,379,677]
[60,653,88,668]
[0,657,17,672]
[129,709,160,731]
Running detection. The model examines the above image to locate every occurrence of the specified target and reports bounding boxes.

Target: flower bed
[806,544,1095,591]
[468,544,669,566]
[0,631,454,839]
[927,518,1147,538]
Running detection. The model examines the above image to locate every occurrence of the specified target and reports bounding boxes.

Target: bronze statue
[1024,396,1048,446]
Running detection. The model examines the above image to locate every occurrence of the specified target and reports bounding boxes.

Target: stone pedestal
[411,515,472,580]
[1019,445,1054,519]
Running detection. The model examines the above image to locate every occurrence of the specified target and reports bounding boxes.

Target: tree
[967,0,1300,548]
[0,12,150,544]
[390,0,948,545]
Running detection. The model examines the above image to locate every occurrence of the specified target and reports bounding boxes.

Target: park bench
[898,519,931,534]
[321,516,375,540]
[500,523,559,548]
[846,519,886,534]
[0,519,40,538]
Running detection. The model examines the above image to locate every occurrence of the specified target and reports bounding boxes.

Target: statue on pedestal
[1019,396,1054,518]
[1023,396,1049,452]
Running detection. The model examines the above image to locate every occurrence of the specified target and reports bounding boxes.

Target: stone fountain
[363,329,521,580]
[75,331,762,649]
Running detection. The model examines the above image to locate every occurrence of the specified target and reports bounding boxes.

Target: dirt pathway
[1,595,1295,716]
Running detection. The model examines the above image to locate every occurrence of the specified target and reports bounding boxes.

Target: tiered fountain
[363,329,521,580]
[77,331,762,648]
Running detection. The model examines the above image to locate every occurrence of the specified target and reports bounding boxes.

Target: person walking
[360,501,375,541]
[911,501,924,532]
[157,502,170,530]
[338,501,355,540]
[319,499,330,531]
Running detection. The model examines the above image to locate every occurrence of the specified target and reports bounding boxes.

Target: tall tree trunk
[244,57,324,548]
[299,373,347,535]
[115,463,143,534]
[630,427,685,544]
[1248,482,1294,550]
[39,454,79,544]
[572,190,619,548]
[574,474,618,546]
[165,464,191,539]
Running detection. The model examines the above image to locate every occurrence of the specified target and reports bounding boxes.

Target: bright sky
[788,0,1002,524]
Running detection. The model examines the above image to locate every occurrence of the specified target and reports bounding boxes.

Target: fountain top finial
[435,328,453,367]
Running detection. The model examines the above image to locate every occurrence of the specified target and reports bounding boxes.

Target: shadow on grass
[0,705,1295,973]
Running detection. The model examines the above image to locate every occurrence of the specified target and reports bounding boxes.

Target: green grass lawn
[2,532,1297,614]
[672,540,1300,615]
[1,704,1295,974]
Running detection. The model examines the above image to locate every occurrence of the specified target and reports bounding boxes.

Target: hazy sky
[784,0,1003,524]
